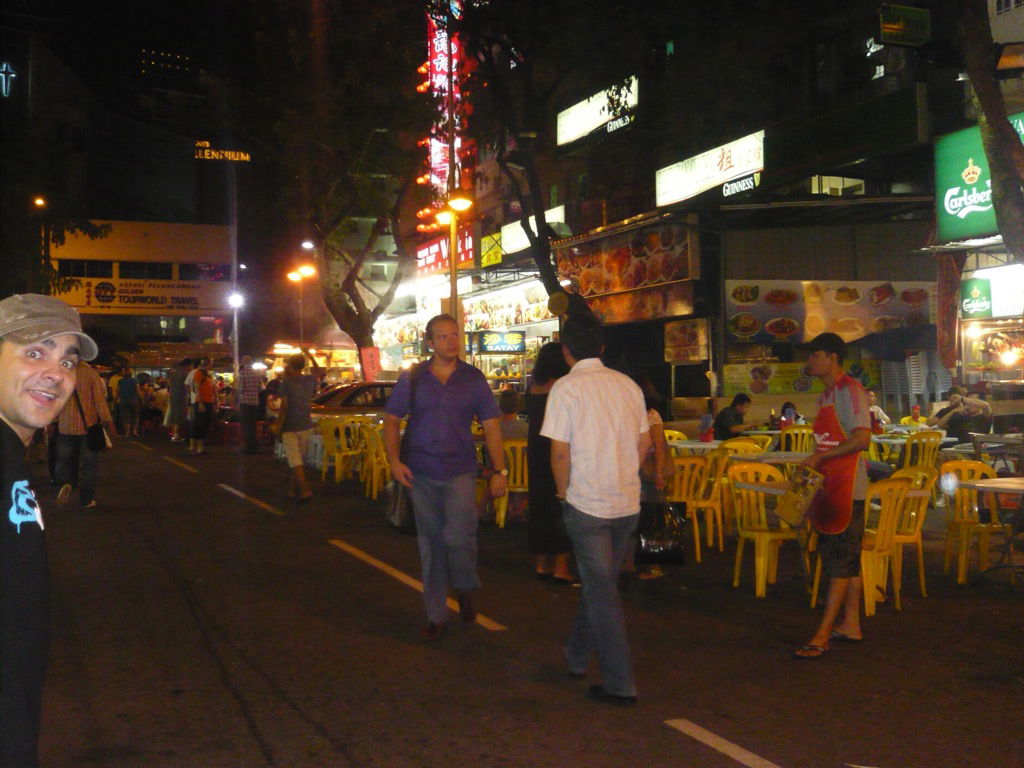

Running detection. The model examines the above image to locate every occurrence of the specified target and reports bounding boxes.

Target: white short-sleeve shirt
[541,358,649,518]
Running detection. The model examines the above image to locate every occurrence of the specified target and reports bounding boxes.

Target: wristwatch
[497,468,508,477]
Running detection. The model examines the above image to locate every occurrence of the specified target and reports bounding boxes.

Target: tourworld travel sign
[934,110,1024,242]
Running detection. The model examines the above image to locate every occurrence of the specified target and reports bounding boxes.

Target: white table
[668,439,722,455]
[729,451,812,464]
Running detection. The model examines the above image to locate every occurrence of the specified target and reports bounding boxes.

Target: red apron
[808,377,861,534]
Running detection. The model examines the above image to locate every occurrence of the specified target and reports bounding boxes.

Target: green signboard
[935,111,1024,242]
[959,278,992,319]
[879,5,931,47]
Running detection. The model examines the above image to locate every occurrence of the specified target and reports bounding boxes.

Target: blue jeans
[55,434,100,505]
[409,472,480,624]
[563,502,638,697]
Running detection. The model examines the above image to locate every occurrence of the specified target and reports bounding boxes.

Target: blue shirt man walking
[384,314,507,640]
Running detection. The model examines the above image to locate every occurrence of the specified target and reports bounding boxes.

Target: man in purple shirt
[384,314,507,640]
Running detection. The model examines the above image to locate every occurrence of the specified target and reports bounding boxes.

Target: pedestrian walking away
[276,351,324,501]
[235,355,262,453]
[54,361,114,509]
[795,332,872,659]
[0,293,98,767]
[383,314,507,641]
[541,312,650,704]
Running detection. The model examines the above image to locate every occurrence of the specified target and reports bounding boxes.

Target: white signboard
[500,206,565,256]
[656,130,765,207]
[557,77,639,146]
[56,279,229,316]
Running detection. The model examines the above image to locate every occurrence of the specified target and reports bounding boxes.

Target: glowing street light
[228,291,244,380]
[435,192,473,356]
[287,265,317,348]
[301,239,315,251]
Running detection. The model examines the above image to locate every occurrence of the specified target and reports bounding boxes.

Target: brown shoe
[420,622,447,641]
[457,593,477,623]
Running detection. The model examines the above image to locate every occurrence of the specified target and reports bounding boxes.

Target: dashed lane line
[665,719,784,768]
[327,538,507,631]
[129,441,153,451]
[161,455,199,474]
[217,484,284,516]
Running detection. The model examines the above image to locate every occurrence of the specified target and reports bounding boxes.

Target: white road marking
[217,484,284,516]
[327,538,507,631]
[665,719,784,768]
[130,441,153,451]
[162,456,199,474]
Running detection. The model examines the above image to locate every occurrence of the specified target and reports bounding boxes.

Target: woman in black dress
[526,342,573,581]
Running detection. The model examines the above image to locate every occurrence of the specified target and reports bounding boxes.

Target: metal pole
[449,212,460,357]
[298,279,305,350]
[232,305,240,382]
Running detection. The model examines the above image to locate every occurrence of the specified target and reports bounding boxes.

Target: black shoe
[568,670,586,679]
[457,593,477,623]
[588,685,636,705]
[420,622,447,641]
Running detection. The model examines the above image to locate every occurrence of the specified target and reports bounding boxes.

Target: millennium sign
[194,140,251,162]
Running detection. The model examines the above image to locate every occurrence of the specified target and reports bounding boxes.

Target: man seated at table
[927,389,992,443]
[713,393,757,440]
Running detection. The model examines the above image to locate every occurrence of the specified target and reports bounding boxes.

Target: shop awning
[848,324,936,360]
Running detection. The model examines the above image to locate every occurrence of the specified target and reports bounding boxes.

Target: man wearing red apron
[795,333,871,659]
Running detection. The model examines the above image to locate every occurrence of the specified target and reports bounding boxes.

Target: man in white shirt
[541,313,650,704]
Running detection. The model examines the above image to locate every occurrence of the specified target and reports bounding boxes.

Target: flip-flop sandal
[794,644,829,659]
[829,630,863,643]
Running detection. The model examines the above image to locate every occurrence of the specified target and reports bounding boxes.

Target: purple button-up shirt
[385,359,499,480]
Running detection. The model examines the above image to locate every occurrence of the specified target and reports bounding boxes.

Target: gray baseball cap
[0,294,99,361]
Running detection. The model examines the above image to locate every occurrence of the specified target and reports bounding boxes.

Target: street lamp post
[228,291,244,381]
[436,193,473,354]
[287,264,316,350]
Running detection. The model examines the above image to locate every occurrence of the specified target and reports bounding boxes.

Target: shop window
[179,263,230,281]
[119,262,173,280]
[58,260,113,278]
[996,0,1011,13]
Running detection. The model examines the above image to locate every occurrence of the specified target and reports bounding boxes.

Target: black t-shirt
[713,405,744,441]
[1,420,49,764]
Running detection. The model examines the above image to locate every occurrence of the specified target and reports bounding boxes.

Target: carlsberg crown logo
[962,158,981,185]
[944,157,991,220]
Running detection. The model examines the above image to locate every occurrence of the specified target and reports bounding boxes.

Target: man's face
[948,394,963,408]
[805,349,835,377]
[428,320,460,361]
[0,335,80,443]
[737,401,751,417]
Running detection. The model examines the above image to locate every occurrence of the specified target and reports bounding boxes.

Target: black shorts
[817,501,865,579]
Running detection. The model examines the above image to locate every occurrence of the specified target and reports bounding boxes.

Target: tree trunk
[963,0,1024,259]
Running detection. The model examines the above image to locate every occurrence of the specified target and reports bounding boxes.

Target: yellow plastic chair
[779,425,814,453]
[899,430,943,470]
[889,467,937,597]
[665,455,709,563]
[742,433,774,450]
[493,439,528,528]
[721,437,763,454]
[727,462,798,597]
[663,429,687,442]
[690,447,729,551]
[360,425,391,500]
[939,459,1015,584]
[860,477,913,616]
[318,419,356,483]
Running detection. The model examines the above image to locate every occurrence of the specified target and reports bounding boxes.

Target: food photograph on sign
[556,220,697,298]
[724,279,935,344]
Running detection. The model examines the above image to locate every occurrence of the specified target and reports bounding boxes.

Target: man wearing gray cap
[0,293,98,766]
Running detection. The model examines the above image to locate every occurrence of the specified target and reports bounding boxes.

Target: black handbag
[384,364,421,535]
[635,496,687,565]
[74,391,110,451]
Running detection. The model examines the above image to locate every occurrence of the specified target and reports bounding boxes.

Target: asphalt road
[32,435,1024,768]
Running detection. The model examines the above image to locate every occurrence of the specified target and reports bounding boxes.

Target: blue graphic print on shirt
[9,479,41,533]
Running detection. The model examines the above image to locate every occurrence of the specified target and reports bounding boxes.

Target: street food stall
[469,330,528,391]
[265,341,359,385]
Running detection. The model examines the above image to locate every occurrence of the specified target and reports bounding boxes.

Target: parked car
[309,380,397,422]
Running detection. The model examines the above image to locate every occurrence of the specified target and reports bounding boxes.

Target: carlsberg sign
[935,111,1024,242]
